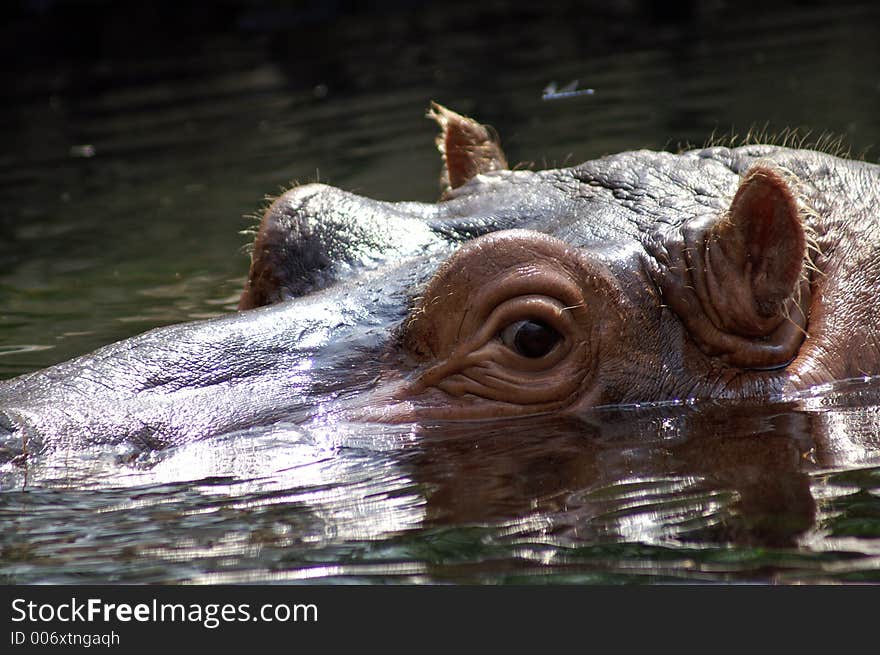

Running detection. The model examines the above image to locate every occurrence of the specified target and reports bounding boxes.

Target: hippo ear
[661,165,811,369]
[706,166,807,337]
[428,102,508,197]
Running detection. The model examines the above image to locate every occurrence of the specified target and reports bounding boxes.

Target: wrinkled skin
[2,104,880,457]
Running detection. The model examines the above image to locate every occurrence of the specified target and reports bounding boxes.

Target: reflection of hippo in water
[2,104,880,451]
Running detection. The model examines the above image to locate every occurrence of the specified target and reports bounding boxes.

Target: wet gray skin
[0,249,434,457]
[2,105,880,460]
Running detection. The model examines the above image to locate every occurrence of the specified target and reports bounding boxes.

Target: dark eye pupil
[512,320,560,358]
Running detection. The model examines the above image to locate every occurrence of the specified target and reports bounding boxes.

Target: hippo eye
[499,319,562,358]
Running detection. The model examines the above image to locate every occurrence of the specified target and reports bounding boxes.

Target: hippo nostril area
[0,410,29,465]
[0,410,17,437]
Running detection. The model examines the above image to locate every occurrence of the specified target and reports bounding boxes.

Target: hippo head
[1,104,879,452]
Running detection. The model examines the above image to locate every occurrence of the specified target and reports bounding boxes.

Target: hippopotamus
[2,103,880,457]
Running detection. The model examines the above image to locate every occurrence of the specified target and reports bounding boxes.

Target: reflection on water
[2,0,880,583]
[3,377,880,584]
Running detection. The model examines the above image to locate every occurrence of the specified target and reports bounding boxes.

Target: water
[2,0,880,584]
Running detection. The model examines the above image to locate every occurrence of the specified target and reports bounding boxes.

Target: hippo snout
[0,411,22,461]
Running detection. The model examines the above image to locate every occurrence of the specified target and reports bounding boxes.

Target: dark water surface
[2,0,880,583]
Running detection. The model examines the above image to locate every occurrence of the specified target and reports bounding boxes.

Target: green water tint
[2,0,880,583]
[2,400,880,583]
